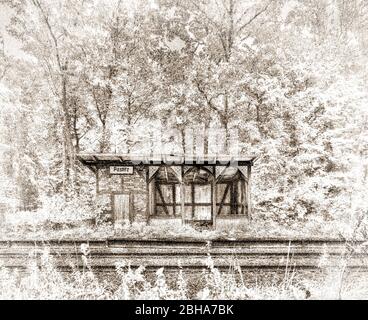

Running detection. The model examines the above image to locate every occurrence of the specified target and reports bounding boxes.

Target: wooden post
[241,179,246,215]
[181,166,185,225]
[129,192,134,223]
[212,166,217,228]
[191,183,195,219]
[247,164,252,220]
[147,172,153,223]
[96,168,99,194]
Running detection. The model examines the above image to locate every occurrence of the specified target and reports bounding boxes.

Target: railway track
[0,238,367,271]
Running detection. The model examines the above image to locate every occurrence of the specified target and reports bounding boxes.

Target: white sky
[0,4,28,58]
[0,1,158,59]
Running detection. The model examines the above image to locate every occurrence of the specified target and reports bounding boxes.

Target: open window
[151,166,181,217]
[216,167,247,215]
[149,165,248,220]
[183,167,213,221]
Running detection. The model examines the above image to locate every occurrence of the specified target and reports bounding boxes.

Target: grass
[0,213,355,241]
[2,210,367,299]
[1,245,367,300]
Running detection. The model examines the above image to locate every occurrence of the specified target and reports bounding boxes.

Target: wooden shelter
[77,154,257,228]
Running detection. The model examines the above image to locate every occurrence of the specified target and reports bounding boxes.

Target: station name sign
[110,166,134,175]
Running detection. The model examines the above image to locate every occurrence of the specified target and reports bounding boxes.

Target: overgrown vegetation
[0,212,359,241]
[1,246,367,300]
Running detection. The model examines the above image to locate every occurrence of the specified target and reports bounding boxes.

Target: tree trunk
[203,120,210,155]
[60,69,75,197]
[180,127,186,154]
[99,121,108,153]
[223,93,230,154]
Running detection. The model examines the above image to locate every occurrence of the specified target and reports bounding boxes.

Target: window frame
[150,166,247,218]
[216,175,246,216]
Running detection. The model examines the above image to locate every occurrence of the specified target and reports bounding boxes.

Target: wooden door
[113,194,130,225]
[193,184,212,220]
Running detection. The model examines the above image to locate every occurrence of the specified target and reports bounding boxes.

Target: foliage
[2,194,102,230]
[0,0,367,223]
[0,214,359,241]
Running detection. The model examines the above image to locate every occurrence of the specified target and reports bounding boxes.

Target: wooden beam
[232,181,238,215]
[172,184,176,216]
[171,166,182,182]
[181,166,185,225]
[84,164,97,174]
[191,183,195,219]
[154,179,157,216]
[241,179,246,216]
[156,183,169,215]
[96,168,100,194]
[129,192,134,223]
[247,165,252,220]
[212,167,217,228]
[230,182,235,214]
[218,183,231,216]
[148,166,160,182]
[147,170,154,221]
[164,166,168,182]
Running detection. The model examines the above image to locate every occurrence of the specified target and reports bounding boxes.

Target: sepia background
[0,0,368,300]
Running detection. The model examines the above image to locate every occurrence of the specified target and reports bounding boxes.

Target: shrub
[3,194,102,229]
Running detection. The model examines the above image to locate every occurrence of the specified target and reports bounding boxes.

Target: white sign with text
[110,166,134,175]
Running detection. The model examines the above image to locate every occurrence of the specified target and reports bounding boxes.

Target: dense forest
[0,0,367,227]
